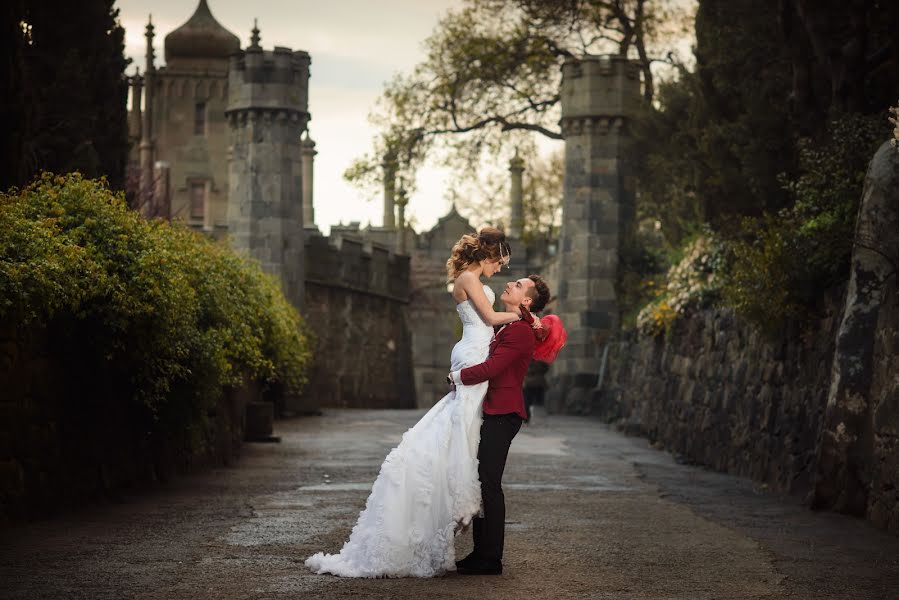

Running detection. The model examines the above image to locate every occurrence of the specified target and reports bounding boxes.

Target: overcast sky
[116,0,467,234]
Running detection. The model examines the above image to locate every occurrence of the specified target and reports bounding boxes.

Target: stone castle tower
[128,1,314,310]
[225,27,311,309]
[549,55,640,413]
[129,0,238,228]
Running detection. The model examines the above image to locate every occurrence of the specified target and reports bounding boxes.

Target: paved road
[2,408,897,599]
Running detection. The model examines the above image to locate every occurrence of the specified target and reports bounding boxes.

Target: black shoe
[457,557,502,575]
[455,551,480,569]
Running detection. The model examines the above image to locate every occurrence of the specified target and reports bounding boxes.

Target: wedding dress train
[304,285,495,577]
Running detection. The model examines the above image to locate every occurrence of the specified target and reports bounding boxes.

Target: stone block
[587,279,616,301]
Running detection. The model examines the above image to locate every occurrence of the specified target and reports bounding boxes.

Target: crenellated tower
[226,24,311,310]
[548,54,641,413]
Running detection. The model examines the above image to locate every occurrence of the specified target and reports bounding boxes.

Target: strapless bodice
[451,285,494,371]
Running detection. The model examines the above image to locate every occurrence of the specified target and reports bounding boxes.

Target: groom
[447,274,551,575]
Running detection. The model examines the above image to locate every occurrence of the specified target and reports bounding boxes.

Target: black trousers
[523,386,544,421]
[473,412,523,562]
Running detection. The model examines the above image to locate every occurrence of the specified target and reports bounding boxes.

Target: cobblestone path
[2,408,897,599]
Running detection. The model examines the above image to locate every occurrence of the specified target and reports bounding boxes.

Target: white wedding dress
[304,285,495,577]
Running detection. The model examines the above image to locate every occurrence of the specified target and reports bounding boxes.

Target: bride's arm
[458,275,519,326]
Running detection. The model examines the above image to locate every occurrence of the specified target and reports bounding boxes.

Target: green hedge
[0,173,311,425]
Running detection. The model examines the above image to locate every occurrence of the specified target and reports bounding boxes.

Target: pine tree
[10,0,129,189]
[0,1,28,189]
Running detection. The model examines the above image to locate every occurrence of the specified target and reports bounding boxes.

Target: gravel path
[2,408,897,599]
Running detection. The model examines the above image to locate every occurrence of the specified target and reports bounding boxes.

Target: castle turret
[549,55,640,414]
[164,0,240,67]
[508,150,525,239]
[139,16,156,216]
[396,184,408,254]
[382,150,397,229]
[301,133,317,230]
[226,25,311,309]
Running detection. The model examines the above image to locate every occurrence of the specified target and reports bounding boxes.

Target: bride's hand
[519,304,542,329]
[519,303,534,325]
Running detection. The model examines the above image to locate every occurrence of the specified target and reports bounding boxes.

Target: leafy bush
[636,233,725,337]
[0,173,311,428]
[618,220,670,330]
[721,114,889,330]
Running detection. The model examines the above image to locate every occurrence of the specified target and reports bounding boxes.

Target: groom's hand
[446,373,455,389]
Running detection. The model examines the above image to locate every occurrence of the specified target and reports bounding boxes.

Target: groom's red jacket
[454,320,535,419]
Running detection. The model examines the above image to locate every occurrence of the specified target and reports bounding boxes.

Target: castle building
[126,1,415,411]
[126,2,636,415]
[129,0,235,231]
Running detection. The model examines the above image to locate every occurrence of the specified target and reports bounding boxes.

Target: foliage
[636,232,725,336]
[1,0,130,190]
[630,0,896,337]
[631,69,707,244]
[721,114,890,330]
[452,148,563,245]
[780,0,899,122]
[345,0,695,196]
[631,0,797,248]
[618,219,670,329]
[0,174,311,429]
[521,149,564,245]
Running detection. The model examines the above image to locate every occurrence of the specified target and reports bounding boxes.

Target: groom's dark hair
[526,275,550,313]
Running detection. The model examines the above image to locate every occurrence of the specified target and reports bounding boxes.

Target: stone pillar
[382,151,397,229]
[139,16,156,217]
[226,40,311,310]
[153,161,171,220]
[396,185,408,254]
[130,68,143,140]
[509,151,525,239]
[301,134,316,228]
[548,55,640,414]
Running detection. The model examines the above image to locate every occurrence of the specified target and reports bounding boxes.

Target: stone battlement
[226,46,310,116]
[300,230,415,409]
[560,54,641,120]
[305,231,410,302]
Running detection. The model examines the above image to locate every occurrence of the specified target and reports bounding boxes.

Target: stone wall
[299,232,415,409]
[0,322,250,522]
[596,282,899,532]
[597,297,843,492]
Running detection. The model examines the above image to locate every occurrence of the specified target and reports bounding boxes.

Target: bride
[305,227,523,577]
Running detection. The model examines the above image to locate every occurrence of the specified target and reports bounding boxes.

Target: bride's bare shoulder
[452,271,477,301]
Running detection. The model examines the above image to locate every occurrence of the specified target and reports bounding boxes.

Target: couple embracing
[305,227,565,578]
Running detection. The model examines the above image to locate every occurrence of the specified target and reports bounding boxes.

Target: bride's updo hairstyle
[446,226,511,281]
